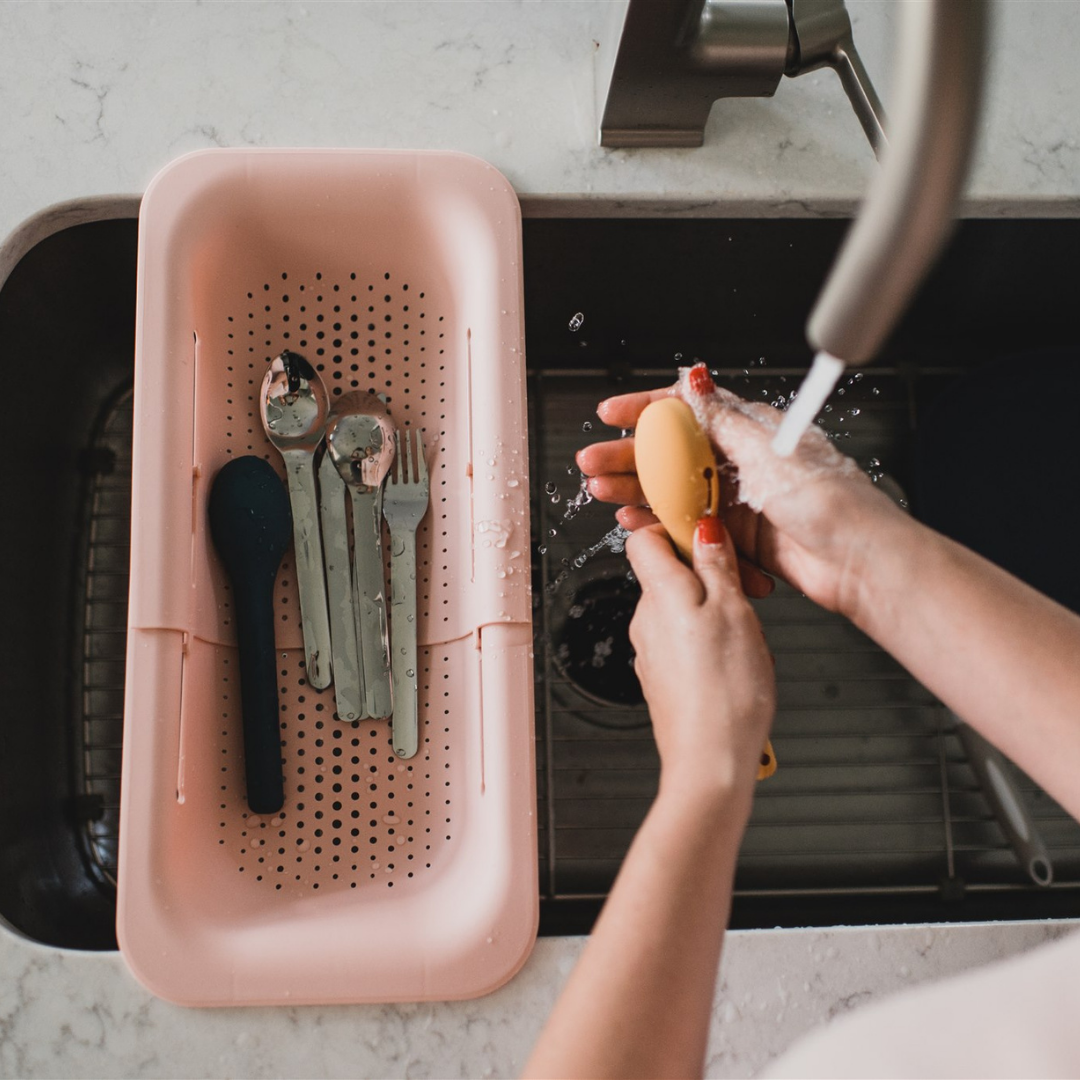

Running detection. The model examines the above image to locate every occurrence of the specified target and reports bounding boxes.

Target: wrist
[656,768,755,830]
[843,503,929,636]
[834,493,921,626]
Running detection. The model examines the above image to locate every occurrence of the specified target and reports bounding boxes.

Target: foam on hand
[771,352,846,457]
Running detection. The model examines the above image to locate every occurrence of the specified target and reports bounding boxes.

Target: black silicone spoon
[208,456,292,814]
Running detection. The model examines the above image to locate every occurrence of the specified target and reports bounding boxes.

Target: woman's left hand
[627,517,776,809]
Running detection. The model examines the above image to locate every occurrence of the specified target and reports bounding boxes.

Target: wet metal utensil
[208,456,292,814]
[318,448,363,722]
[382,428,430,760]
[325,391,396,720]
[260,351,333,690]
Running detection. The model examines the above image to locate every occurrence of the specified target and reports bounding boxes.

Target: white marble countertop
[4,918,1077,1079]
[3,1,1080,1076]
[1,0,1079,236]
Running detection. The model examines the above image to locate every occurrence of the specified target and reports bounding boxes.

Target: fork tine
[402,427,413,485]
[413,430,428,484]
[389,430,402,485]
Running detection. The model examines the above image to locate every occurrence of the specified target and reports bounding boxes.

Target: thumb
[692,515,742,602]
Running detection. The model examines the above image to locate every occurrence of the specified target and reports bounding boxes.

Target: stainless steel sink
[0,217,137,949]
[523,218,1080,934]
[3,211,1079,950]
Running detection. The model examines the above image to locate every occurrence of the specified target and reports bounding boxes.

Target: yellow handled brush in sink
[634,394,777,781]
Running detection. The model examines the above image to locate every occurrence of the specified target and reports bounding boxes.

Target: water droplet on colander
[582,421,593,433]
[538,545,548,555]
[568,312,585,332]
[406,668,414,678]
[544,481,557,495]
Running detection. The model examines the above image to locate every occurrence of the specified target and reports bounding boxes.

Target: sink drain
[548,558,645,718]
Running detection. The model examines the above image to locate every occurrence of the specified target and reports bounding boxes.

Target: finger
[625,524,701,602]
[738,559,776,599]
[616,505,659,531]
[587,474,646,506]
[576,438,636,478]
[691,516,743,604]
[596,385,673,429]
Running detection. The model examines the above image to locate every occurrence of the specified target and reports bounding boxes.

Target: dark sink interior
[3,213,1080,950]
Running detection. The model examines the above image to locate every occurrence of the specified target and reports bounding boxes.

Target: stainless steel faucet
[599,0,989,450]
[600,0,886,154]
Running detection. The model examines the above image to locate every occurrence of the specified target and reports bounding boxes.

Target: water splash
[562,473,594,522]
[569,525,631,569]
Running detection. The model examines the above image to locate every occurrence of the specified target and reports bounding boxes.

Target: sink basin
[0,216,137,949]
[523,217,1080,934]
[3,208,1079,950]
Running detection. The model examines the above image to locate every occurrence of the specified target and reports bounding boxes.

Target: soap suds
[674,367,863,512]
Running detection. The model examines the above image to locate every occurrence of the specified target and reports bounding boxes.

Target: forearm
[523,783,751,1080]
[851,513,1080,821]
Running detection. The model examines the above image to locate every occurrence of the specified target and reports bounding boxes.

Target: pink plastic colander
[118,149,537,1006]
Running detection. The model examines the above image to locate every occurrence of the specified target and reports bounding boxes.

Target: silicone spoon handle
[229,562,286,814]
[209,456,293,814]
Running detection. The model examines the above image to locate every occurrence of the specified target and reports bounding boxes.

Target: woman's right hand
[577,380,912,618]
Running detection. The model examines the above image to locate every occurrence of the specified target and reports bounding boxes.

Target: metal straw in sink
[383,428,430,759]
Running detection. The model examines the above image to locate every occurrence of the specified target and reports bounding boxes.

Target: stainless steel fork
[382,428,430,759]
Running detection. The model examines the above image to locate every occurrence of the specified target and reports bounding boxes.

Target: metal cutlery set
[261,350,430,758]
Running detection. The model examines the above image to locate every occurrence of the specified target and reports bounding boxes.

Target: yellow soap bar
[634,397,720,560]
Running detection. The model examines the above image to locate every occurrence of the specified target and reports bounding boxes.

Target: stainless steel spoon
[260,351,333,690]
[318,447,363,722]
[325,392,396,720]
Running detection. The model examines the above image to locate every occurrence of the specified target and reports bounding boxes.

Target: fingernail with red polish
[688,364,716,396]
[696,515,725,546]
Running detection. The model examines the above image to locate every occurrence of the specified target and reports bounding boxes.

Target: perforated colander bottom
[207,645,461,895]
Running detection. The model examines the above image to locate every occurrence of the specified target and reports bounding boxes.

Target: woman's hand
[626,517,775,806]
[580,381,909,617]
[525,514,776,1080]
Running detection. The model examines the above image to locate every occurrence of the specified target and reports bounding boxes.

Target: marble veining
[0,0,1079,252]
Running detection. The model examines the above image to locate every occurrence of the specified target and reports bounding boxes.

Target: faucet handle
[787,0,887,156]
